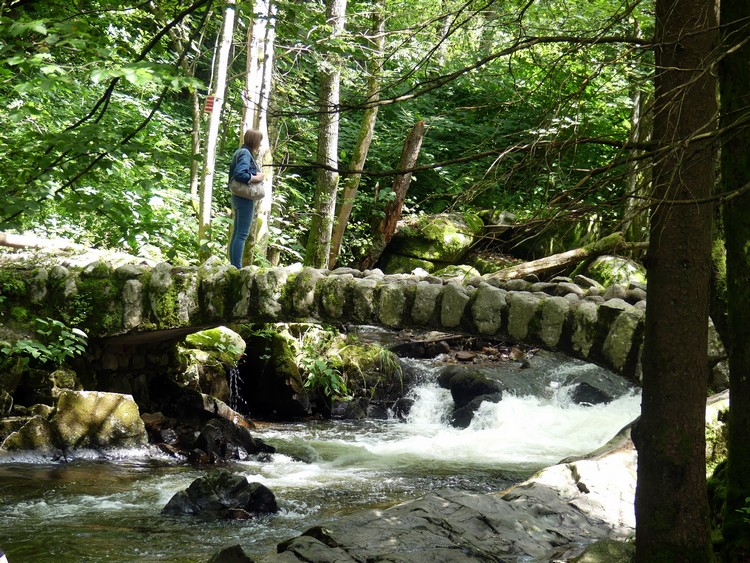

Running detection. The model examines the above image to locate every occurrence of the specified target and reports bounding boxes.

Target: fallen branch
[484,232,648,281]
[0,232,83,251]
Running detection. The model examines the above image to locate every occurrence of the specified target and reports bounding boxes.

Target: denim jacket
[228,144,258,186]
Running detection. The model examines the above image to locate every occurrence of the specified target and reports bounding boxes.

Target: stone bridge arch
[1,257,647,381]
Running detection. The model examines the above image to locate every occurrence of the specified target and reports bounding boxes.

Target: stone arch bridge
[1,256,647,380]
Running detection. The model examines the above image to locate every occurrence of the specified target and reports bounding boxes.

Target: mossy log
[486,233,648,281]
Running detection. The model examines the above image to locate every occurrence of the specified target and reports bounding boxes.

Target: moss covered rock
[585,255,646,287]
[383,212,484,268]
[50,390,147,449]
[1,415,59,452]
[184,326,246,363]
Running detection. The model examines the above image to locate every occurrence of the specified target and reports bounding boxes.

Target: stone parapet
[0,257,649,379]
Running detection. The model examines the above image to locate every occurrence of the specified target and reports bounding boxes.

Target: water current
[0,355,641,562]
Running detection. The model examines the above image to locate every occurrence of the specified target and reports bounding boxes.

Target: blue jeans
[229,195,255,268]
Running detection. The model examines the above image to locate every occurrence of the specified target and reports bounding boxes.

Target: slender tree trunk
[360,120,425,270]
[328,1,385,268]
[246,0,278,262]
[719,0,750,559]
[198,0,236,261]
[157,5,207,212]
[622,19,652,244]
[633,0,718,560]
[305,0,348,269]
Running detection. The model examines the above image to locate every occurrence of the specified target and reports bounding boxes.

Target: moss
[379,253,437,274]
[0,270,29,299]
[10,306,30,322]
[73,276,124,333]
[388,213,482,263]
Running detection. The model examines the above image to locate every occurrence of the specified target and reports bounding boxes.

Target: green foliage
[301,356,348,398]
[0,317,88,368]
[739,498,750,524]
[1,0,653,268]
[284,324,349,399]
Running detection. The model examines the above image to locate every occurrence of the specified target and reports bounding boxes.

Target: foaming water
[0,355,641,562]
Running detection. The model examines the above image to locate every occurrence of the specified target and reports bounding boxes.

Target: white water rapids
[0,355,641,562]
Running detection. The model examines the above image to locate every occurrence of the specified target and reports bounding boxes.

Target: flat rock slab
[263,438,636,562]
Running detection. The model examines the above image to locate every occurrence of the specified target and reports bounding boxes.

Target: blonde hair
[243,129,263,152]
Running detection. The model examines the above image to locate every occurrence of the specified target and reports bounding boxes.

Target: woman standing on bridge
[227,129,265,268]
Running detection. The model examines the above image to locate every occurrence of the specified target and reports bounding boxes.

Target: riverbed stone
[267,431,637,562]
[350,277,377,323]
[538,296,569,348]
[0,415,59,452]
[162,468,279,519]
[440,282,471,328]
[50,390,147,450]
[412,281,443,325]
[471,283,507,336]
[379,281,408,328]
[602,307,644,374]
[507,291,540,342]
[207,544,254,563]
[571,300,599,358]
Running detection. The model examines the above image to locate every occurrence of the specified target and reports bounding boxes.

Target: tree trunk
[198,0,236,261]
[305,0,348,269]
[236,0,278,266]
[247,0,278,262]
[719,0,750,559]
[633,0,717,560]
[360,120,425,271]
[328,1,385,269]
[622,19,652,245]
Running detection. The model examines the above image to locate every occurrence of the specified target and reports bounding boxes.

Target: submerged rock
[162,468,279,520]
[207,544,254,563]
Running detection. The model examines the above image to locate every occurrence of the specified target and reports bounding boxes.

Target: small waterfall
[228,364,244,412]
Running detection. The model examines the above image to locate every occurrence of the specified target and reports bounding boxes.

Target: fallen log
[0,231,83,251]
[484,232,648,281]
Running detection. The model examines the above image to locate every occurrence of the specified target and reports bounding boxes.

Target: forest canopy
[1,0,653,266]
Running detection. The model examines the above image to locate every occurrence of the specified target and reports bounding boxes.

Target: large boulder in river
[379,212,484,273]
[162,468,279,520]
[1,390,147,453]
[51,390,147,449]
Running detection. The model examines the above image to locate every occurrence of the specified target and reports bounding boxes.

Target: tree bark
[719,0,750,559]
[305,0,348,269]
[242,0,278,265]
[198,0,236,261]
[328,1,385,269]
[633,0,718,560]
[360,120,425,270]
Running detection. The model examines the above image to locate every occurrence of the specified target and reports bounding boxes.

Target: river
[0,355,640,562]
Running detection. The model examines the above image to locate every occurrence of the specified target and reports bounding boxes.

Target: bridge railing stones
[1,255,648,380]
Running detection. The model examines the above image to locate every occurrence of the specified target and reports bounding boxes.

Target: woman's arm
[233,148,258,184]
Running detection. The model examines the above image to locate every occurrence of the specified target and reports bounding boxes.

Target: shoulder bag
[229,149,266,200]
